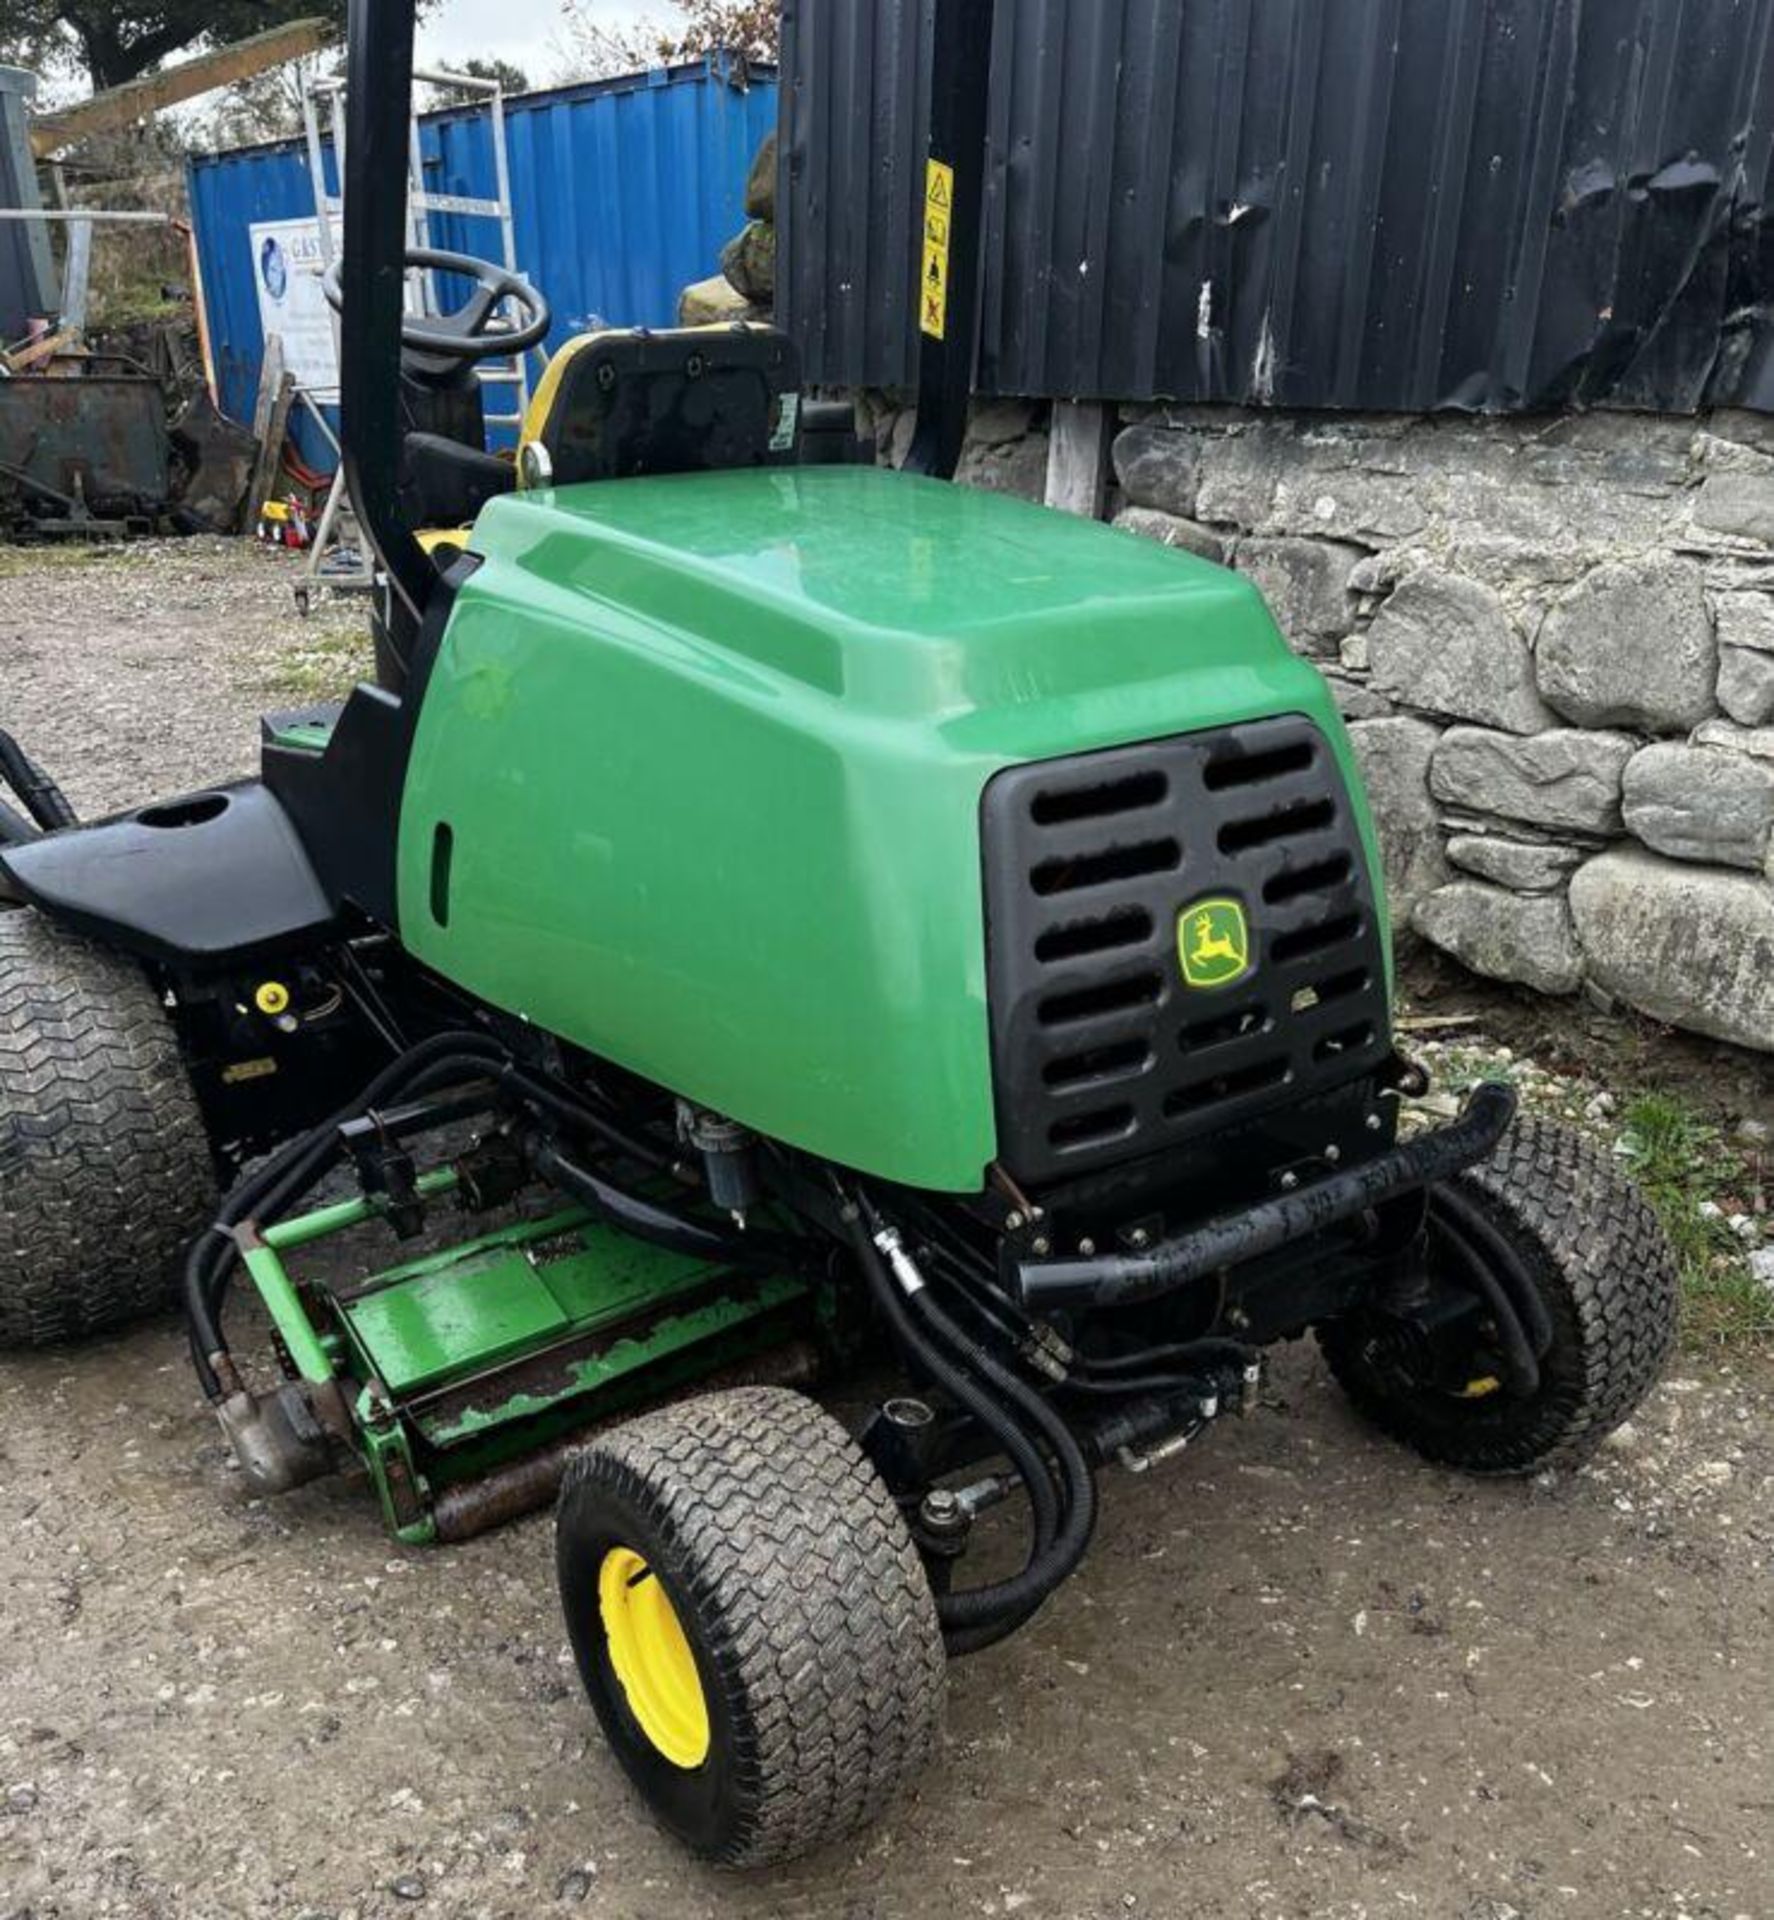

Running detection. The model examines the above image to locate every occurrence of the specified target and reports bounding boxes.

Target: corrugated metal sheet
[779,0,1774,413]
[186,137,340,452]
[187,58,777,454]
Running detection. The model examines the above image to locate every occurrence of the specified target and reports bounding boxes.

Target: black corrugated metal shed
[778,0,1774,413]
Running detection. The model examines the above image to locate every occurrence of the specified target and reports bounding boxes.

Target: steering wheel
[322,245,551,360]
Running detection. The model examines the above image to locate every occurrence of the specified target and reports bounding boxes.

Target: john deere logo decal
[1178,897,1251,989]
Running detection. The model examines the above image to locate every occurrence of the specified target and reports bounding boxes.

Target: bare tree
[425,56,531,108]
[554,1,778,82]
[189,52,340,148]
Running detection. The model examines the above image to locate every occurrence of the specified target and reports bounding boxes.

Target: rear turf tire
[556,1385,947,1867]
[1319,1114,1679,1472]
[0,911,217,1346]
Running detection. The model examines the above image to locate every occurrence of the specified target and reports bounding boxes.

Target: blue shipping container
[187,58,777,466]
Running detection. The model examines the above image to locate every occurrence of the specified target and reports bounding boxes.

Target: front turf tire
[0,911,217,1346]
[1319,1114,1679,1472]
[556,1386,947,1867]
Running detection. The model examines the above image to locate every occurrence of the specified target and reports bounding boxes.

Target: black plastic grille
[981,716,1391,1185]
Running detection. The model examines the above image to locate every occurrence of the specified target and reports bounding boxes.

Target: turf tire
[0,909,217,1346]
[1319,1114,1679,1472]
[556,1385,947,1867]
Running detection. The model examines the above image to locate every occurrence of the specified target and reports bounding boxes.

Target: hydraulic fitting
[680,1104,760,1226]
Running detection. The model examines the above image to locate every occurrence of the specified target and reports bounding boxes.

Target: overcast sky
[418,0,661,86]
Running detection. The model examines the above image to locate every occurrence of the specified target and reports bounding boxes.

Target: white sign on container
[248,214,342,396]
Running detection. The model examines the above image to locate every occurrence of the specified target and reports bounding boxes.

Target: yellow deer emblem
[1177,897,1250,989]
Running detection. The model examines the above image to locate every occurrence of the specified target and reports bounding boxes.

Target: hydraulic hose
[1421,1200,1540,1398]
[921,1230,1246,1399]
[195,1047,500,1353]
[843,1204,1061,1649]
[501,1065,678,1175]
[1015,1082,1519,1310]
[531,1139,816,1273]
[185,1031,509,1398]
[188,1030,816,1400]
[0,729,76,831]
[1052,1336,1257,1402]
[848,1192,1101,1653]
[1430,1183,1554,1358]
[906,1280,1100,1653]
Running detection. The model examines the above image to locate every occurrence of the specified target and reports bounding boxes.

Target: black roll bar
[903,0,997,481]
[339,0,434,618]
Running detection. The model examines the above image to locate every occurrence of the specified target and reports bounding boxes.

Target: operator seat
[515,323,804,487]
[397,341,516,531]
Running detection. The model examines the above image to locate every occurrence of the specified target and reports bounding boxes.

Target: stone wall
[678,133,777,325]
[871,396,1774,1054]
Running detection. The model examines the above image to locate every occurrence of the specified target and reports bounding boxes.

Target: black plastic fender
[0,780,339,968]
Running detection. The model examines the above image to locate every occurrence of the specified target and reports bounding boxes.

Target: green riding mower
[0,0,1678,1871]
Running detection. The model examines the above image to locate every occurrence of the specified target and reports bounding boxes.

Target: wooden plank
[248,373,298,531]
[30,19,333,157]
[1043,400,1113,518]
[249,334,286,446]
[244,334,295,532]
[0,326,79,375]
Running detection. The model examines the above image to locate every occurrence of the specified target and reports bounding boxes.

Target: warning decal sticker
[921,159,954,340]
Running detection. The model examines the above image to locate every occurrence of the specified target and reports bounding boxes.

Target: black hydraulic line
[922,1235,1250,1401]
[499,1064,678,1175]
[1079,1338,1245,1377]
[0,729,76,831]
[530,1139,815,1273]
[843,1203,1065,1652]
[1430,1184,1554,1359]
[1056,1340,1255,1400]
[334,944,408,1054]
[1423,1204,1540,1398]
[905,1280,1098,1649]
[1014,1082,1519,1311]
[188,1046,506,1392]
[185,1031,509,1397]
[849,1190,1102,1652]
[917,1238,1036,1351]
[909,1215,1252,1401]
[188,1030,774,1400]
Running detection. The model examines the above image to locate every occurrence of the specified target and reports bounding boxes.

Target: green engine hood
[396,465,1379,1191]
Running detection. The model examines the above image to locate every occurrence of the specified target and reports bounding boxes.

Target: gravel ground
[0,540,365,815]
[2,540,1771,1920]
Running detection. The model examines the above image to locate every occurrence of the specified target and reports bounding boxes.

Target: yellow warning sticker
[920,238,949,339]
[921,158,955,339]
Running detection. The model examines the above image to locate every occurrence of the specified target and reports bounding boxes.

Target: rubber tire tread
[0,910,216,1346]
[1319,1114,1679,1472]
[557,1386,946,1867]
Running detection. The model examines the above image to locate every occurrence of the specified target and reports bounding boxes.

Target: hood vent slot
[1030,836,1181,896]
[1031,769,1168,824]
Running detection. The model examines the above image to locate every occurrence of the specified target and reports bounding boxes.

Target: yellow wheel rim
[597,1546,710,1769]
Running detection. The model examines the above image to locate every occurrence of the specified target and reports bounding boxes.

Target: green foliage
[263,621,369,700]
[1414,1040,1770,1355]
[426,56,530,108]
[1618,1092,1772,1352]
[0,544,117,578]
[555,0,778,81]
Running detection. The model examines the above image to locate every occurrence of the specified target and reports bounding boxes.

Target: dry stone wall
[866,395,1774,1054]
[1104,405,1774,1053]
